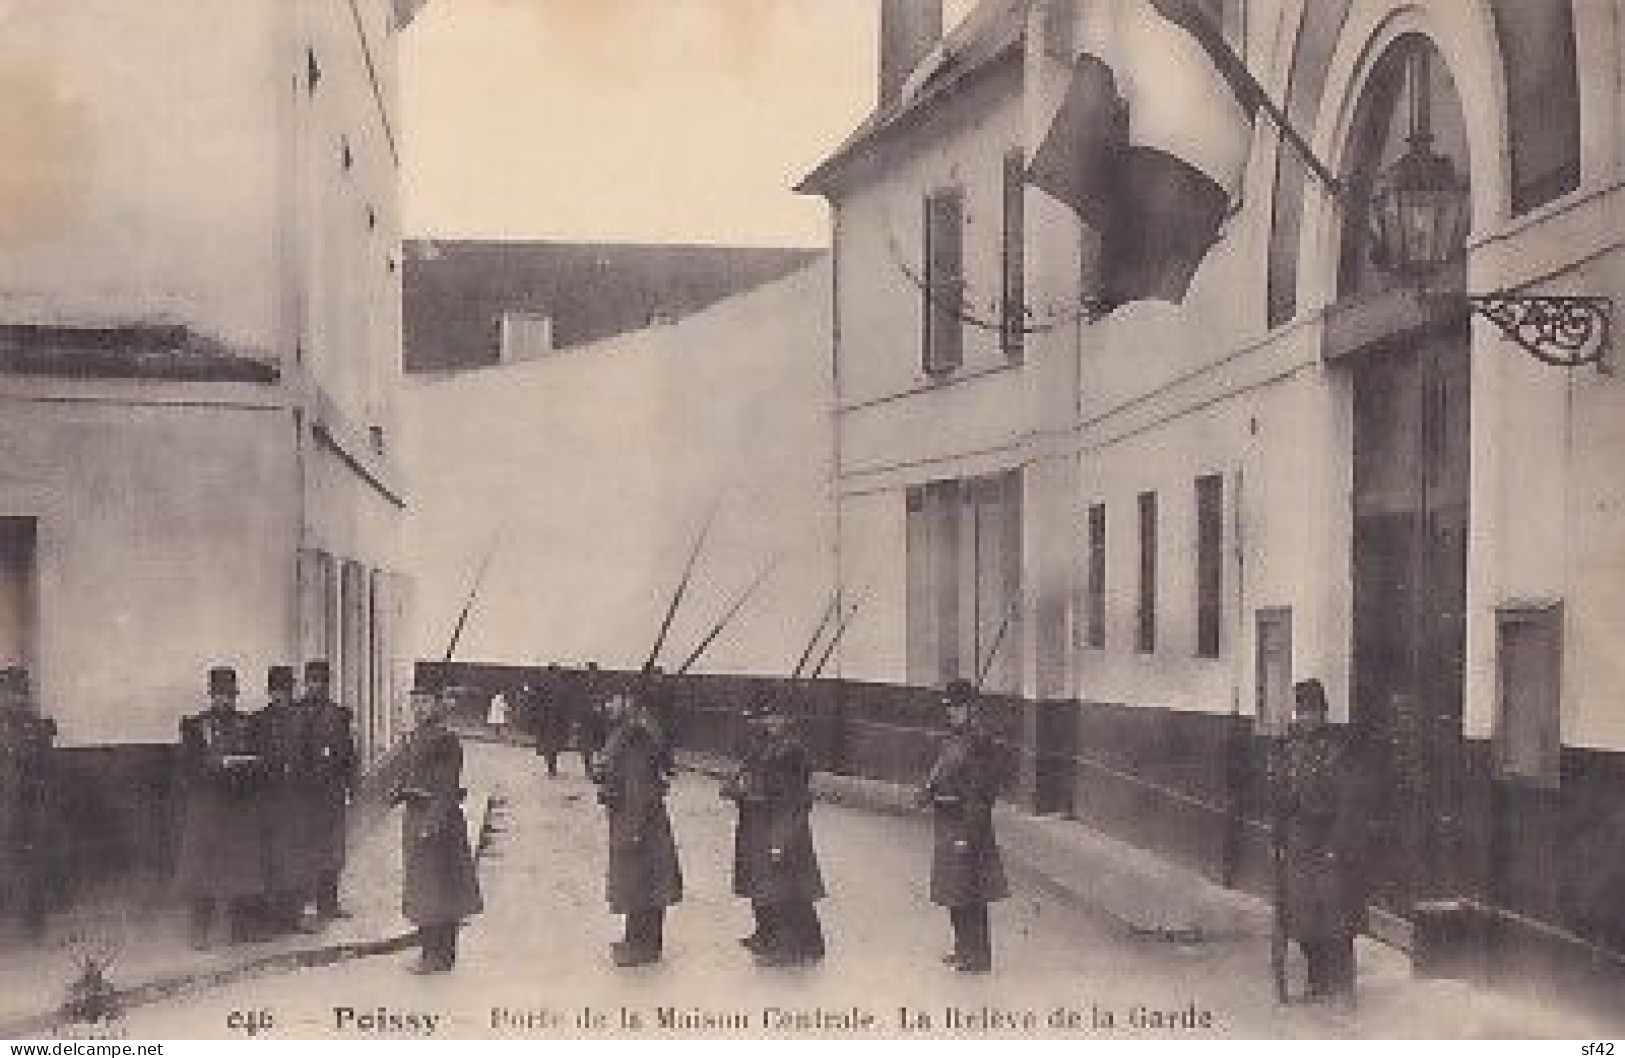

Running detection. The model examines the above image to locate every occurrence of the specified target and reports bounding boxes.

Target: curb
[0,931,420,1040]
[5,793,507,1039]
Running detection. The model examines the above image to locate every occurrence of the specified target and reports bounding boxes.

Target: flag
[1028,0,1261,310]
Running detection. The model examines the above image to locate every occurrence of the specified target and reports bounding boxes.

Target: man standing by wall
[302,660,357,923]
[260,665,315,934]
[175,666,269,949]
[0,667,59,939]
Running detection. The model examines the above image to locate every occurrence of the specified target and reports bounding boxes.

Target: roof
[796,0,1030,198]
[403,240,821,373]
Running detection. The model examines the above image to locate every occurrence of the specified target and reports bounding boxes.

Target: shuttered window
[1137,491,1158,653]
[1001,150,1026,358]
[1196,474,1224,657]
[923,188,965,376]
[1085,503,1106,649]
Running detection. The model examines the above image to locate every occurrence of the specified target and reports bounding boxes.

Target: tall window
[1137,491,1157,653]
[1084,503,1106,649]
[1001,150,1026,358]
[1195,474,1224,657]
[922,187,965,376]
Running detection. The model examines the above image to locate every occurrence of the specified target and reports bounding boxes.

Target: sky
[398,0,980,248]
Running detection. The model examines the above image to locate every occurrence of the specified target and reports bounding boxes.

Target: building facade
[0,0,419,877]
[805,0,1625,980]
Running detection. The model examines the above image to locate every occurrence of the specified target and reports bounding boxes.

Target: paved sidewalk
[0,771,498,1038]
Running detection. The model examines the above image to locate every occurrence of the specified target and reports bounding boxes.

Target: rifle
[674,556,780,676]
[807,596,863,681]
[1270,734,1290,1004]
[645,499,722,670]
[443,531,502,665]
[789,593,841,680]
[973,601,1019,690]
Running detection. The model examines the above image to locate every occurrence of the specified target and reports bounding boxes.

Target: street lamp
[1366,48,1613,369]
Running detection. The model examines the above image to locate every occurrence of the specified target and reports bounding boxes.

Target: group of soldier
[168,647,1355,1001]
[577,667,1359,1001]
[173,660,356,950]
[571,668,1008,972]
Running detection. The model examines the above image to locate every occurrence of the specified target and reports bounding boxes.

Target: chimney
[879,0,943,106]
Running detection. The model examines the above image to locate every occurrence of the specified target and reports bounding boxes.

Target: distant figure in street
[1278,678,1361,1005]
[175,666,270,949]
[594,690,683,967]
[0,666,59,939]
[574,663,608,776]
[301,660,357,922]
[259,664,316,935]
[486,690,511,738]
[532,665,570,777]
[722,692,826,967]
[394,685,483,974]
[919,679,1007,973]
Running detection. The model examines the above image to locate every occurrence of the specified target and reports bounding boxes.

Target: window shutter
[1001,150,1026,357]
[923,189,965,375]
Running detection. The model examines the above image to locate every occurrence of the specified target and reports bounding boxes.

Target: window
[1084,503,1106,649]
[922,188,965,376]
[906,481,962,684]
[1196,474,1224,657]
[305,47,321,95]
[1136,491,1157,653]
[1494,601,1563,787]
[1001,150,1026,358]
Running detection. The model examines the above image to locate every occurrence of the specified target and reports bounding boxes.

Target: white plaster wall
[401,259,834,676]
[0,391,294,745]
[0,0,283,351]
[833,489,910,684]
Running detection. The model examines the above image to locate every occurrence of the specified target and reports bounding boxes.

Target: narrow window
[1001,149,1026,358]
[1137,491,1157,653]
[922,188,965,376]
[1196,474,1224,657]
[1085,503,1106,649]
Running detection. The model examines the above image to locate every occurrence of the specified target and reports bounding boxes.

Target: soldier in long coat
[594,689,682,967]
[259,665,315,934]
[394,685,483,974]
[1278,678,1361,1003]
[722,695,826,967]
[532,665,571,778]
[575,663,608,776]
[301,660,356,921]
[919,679,1008,973]
[0,667,60,939]
[175,666,271,949]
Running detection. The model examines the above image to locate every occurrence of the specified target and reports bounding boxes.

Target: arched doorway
[1336,33,1473,924]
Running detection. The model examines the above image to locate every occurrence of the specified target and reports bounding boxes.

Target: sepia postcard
[0,0,1620,1044]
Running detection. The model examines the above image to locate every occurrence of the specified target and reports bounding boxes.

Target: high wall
[401,258,834,676]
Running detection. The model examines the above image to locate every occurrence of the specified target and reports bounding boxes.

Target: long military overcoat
[397,723,483,926]
[259,700,317,894]
[532,679,572,755]
[598,718,682,914]
[304,696,356,874]
[725,724,824,904]
[922,725,1009,908]
[174,709,271,900]
[0,709,61,914]
[1280,728,1361,943]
